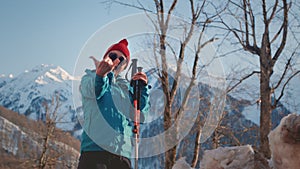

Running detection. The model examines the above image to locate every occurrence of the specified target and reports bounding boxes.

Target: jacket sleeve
[140,86,150,114]
[95,74,110,100]
[80,73,95,99]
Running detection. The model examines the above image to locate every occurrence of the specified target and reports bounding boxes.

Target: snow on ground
[200,145,255,169]
[172,157,192,169]
[268,113,300,169]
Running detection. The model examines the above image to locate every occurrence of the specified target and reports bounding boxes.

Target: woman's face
[104,50,128,76]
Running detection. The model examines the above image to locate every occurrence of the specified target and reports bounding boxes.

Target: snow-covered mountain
[0,64,81,137]
[0,74,14,88]
[0,63,295,168]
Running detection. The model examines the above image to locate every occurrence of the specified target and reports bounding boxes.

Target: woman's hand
[90,56,120,77]
[132,72,148,85]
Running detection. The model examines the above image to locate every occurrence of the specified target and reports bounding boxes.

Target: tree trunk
[191,127,202,168]
[259,74,272,158]
[259,32,272,158]
[164,102,177,169]
[165,146,177,169]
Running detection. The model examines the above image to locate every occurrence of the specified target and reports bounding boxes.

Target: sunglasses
[108,52,126,63]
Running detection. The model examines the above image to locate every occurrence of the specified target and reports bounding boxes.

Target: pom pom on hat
[119,39,128,46]
[104,39,130,61]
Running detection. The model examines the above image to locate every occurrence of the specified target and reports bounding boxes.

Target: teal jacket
[80,69,150,158]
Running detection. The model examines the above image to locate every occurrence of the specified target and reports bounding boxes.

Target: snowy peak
[0,64,81,135]
[33,65,77,84]
[27,64,78,84]
[49,66,76,81]
[0,64,78,92]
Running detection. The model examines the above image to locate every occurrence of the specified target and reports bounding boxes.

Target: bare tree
[191,91,228,168]
[102,0,225,168]
[217,0,300,158]
[35,93,80,168]
[35,94,61,169]
[144,1,223,168]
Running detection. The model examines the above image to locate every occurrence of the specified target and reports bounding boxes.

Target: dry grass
[0,106,80,151]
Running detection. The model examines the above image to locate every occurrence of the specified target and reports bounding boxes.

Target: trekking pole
[131,59,142,169]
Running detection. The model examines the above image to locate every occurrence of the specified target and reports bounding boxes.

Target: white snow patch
[45,71,63,83]
[172,157,193,169]
[35,76,48,84]
[200,145,255,169]
[269,114,300,169]
[50,66,79,81]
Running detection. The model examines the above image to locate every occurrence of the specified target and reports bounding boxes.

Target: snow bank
[269,113,300,169]
[200,145,265,169]
[173,114,300,169]
[172,157,192,169]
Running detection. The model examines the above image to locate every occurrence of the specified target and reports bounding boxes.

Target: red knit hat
[104,39,130,61]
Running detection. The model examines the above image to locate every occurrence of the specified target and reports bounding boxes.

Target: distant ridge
[0,64,82,138]
[0,106,80,168]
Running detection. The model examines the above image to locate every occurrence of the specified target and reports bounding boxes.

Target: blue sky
[0,0,257,77]
[0,0,140,76]
[1,1,299,112]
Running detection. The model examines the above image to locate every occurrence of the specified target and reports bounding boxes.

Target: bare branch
[220,126,242,146]
[167,0,177,15]
[169,42,183,103]
[268,0,279,23]
[270,24,284,44]
[274,70,300,108]
[191,126,202,168]
[169,0,201,103]
[243,0,250,46]
[182,0,200,45]
[218,7,260,55]
[153,1,171,105]
[262,0,268,25]
[153,0,160,13]
[166,41,179,62]
[164,0,177,34]
[144,10,161,36]
[215,48,244,58]
[273,57,292,90]
[247,0,257,47]
[218,17,244,47]
[101,0,153,13]
[227,71,261,93]
[272,0,289,66]
[200,37,219,49]
[228,0,244,9]
[153,36,161,77]
[175,18,215,121]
